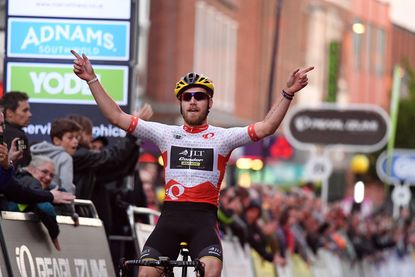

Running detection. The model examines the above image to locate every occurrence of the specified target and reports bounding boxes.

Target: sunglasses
[181,92,209,102]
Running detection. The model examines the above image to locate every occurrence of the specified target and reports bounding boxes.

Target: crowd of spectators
[217,183,415,270]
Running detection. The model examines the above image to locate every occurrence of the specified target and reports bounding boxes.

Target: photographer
[0,91,32,168]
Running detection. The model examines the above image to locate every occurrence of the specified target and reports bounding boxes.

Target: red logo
[202,133,215,139]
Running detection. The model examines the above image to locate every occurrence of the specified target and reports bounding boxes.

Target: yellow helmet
[174,72,214,99]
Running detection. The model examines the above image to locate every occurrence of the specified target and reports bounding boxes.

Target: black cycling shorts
[140,202,223,261]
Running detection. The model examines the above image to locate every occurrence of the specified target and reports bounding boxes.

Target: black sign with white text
[284,104,389,152]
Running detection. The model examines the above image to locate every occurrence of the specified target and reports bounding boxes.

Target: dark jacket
[0,167,53,204]
[2,177,53,205]
[4,121,31,168]
[73,134,140,200]
[9,170,60,240]
[15,170,42,190]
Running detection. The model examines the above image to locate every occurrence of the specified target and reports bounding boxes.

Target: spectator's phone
[0,133,3,144]
[15,139,26,151]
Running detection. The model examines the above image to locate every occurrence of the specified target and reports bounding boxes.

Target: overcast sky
[389,0,415,32]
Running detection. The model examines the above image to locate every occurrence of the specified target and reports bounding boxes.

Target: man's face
[6,100,32,127]
[180,87,212,126]
[53,131,80,156]
[91,140,105,152]
[75,130,93,149]
[29,161,55,189]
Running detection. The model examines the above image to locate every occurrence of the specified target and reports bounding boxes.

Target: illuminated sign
[8,18,130,61]
[7,62,129,105]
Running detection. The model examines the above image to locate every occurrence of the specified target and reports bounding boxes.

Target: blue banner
[7,17,130,61]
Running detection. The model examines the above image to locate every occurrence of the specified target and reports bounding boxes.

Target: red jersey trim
[183,124,209,133]
[127,116,138,133]
[248,124,259,142]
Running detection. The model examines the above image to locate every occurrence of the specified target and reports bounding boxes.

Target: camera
[16,139,26,151]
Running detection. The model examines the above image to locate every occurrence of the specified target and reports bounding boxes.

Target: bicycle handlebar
[119,257,205,277]
[123,258,203,268]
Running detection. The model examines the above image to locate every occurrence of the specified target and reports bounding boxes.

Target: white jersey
[129,118,258,206]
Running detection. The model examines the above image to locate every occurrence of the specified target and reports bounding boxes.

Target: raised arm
[253,66,314,140]
[71,50,132,131]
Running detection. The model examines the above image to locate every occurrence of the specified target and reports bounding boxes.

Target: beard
[181,105,210,126]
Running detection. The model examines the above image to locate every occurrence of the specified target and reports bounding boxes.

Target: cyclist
[71,50,313,277]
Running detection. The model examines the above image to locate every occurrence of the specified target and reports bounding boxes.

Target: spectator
[30,118,81,195]
[217,187,247,246]
[0,91,32,167]
[242,199,280,264]
[91,136,109,152]
[7,155,62,250]
[137,152,163,211]
[0,112,74,206]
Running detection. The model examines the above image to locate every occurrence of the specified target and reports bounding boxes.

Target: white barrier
[222,237,255,277]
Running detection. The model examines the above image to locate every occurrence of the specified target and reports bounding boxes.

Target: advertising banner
[5,62,130,142]
[284,104,389,152]
[8,0,131,20]
[4,0,134,142]
[0,212,115,277]
[6,62,129,105]
[8,18,130,61]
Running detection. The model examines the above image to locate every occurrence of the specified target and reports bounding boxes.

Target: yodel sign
[6,62,129,105]
[284,104,389,152]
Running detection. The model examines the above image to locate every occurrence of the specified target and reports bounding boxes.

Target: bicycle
[119,242,205,277]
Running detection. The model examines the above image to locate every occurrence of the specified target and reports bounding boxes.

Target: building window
[194,1,238,111]
[375,28,385,76]
[365,24,372,73]
[352,18,364,71]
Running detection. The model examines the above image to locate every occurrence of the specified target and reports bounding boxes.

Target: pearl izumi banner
[0,212,115,277]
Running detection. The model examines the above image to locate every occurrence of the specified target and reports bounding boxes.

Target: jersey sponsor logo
[166,183,185,200]
[207,246,222,257]
[202,132,215,139]
[174,134,183,139]
[170,146,213,171]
